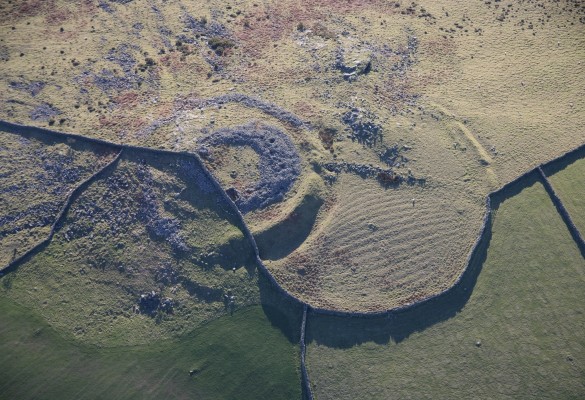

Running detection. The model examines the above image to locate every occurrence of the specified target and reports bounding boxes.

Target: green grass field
[547,155,585,237]
[0,300,301,400]
[306,177,585,399]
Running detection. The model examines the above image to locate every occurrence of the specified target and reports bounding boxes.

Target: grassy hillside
[0,300,301,400]
[0,128,116,267]
[1,0,583,311]
[0,150,259,346]
[306,177,585,399]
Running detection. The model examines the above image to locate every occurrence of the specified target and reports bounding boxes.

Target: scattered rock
[342,108,382,146]
[335,49,373,82]
[9,80,46,97]
[30,103,61,121]
[138,291,174,316]
[367,223,378,231]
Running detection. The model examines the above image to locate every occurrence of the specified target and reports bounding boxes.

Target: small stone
[367,223,378,231]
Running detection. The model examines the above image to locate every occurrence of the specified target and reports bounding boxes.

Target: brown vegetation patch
[277,251,324,300]
[98,115,120,129]
[208,37,236,57]
[234,0,398,57]
[113,91,141,109]
[45,8,73,25]
[5,0,96,25]
[318,127,337,151]
[291,101,318,121]
[98,114,149,135]
[420,36,456,57]
[374,77,417,114]
[311,22,336,40]
[9,0,54,20]
[377,170,400,185]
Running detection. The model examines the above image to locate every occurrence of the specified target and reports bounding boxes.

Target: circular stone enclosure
[198,123,301,214]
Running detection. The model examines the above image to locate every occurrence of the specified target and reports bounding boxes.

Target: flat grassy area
[268,172,486,312]
[306,179,585,399]
[547,155,585,236]
[0,299,301,400]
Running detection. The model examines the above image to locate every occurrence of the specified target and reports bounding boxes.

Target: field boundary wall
[1,120,584,399]
[1,119,584,314]
[0,150,123,275]
[537,167,585,253]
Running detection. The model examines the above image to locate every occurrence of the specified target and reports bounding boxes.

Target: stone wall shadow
[1,120,113,156]
[540,143,585,177]
[306,172,540,349]
[258,273,303,344]
[256,195,324,261]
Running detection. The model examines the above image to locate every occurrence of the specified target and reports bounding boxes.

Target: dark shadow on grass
[0,120,114,156]
[494,170,540,206]
[258,273,303,344]
[540,143,585,177]
[256,195,324,261]
[305,173,541,349]
[537,145,585,257]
